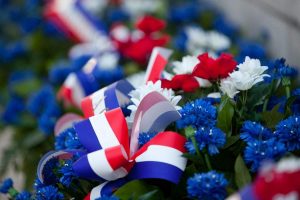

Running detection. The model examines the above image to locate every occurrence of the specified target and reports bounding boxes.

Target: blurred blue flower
[138,132,157,147]
[55,127,84,150]
[176,99,217,129]
[16,191,31,200]
[243,138,286,172]
[187,171,228,200]
[237,40,266,62]
[0,178,13,194]
[213,16,238,38]
[291,89,300,115]
[240,121,273,143]
[194,127,226,155]
[106,8,129,23]
[38,114,57,135]
[1,96,25,124]
[173,29,188,52]
[36,185,64,200]
[34,178,45,191]
[93,67,124,87]
[168,2,199,23]
[275,115,300,151]
[58,159,77,187]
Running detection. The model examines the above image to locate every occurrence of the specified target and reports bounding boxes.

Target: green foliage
[234,155,251,189]
[261,104,284,129]
[217,95,234,136]
[114,180,163,200]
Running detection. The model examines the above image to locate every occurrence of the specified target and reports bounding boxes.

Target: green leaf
[22,131,48,148]
[114,180,162,200]
[246,84,271,110]
[222,136,240,149]
[11,79,41,97]
[217,95,234,135]
[138,190,160,200]
[234,155,251,189]
[261,104,284,129]
[285,96,298,116]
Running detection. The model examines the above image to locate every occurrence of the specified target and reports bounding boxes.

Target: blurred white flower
[172,55,199,74]
[126,72,145,88]
[185,26,231,55]
[220,77,239,98]
[126,81,181,126]
[207,31,231,51]
[122,0,161,17]
[207,92,221,99]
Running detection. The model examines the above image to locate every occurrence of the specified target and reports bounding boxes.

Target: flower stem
[203,153,213,171]
[8,187,18,198]
[191,136,201,157]
[285,85,291,98]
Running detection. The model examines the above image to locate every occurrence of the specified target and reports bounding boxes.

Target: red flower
[192,53,237,80]
[161,74,200,92]
[136,15,166,35]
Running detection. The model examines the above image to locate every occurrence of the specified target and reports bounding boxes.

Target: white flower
[172,55,199,74]
[237,56,269,77]
[126,81,182,126]
[273,192,299,200]
[207,92,221,99]
[185,26,207,55]
[185,26,231,55]
[122,0,161,17]
[275,157,300,173]
[220,77,239,98]
[219,57,270,98]
[97,52,119,70]
[206,31,231,51]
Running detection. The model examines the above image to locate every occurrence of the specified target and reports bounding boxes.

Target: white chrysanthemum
[172,55,199,74]
[220,57,270,98]
[126,81,182,125]
[237,56,269,77]
[220,77,239,98]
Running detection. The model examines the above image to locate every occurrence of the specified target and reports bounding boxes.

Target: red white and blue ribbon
[44,0,107,43]
[58,57,100,107]
[73,91,186,199]
[144,47,173,83]
[81,79,134,118]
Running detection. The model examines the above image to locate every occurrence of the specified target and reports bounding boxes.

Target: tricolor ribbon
[44,0,107,43]
[72,91,186,199]
[81,79,134,118]
[58,57,100,107]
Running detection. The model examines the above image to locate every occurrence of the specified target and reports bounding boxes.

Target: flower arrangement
[1,0,300,200]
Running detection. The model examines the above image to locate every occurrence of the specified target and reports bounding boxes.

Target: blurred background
[0,0,299,193]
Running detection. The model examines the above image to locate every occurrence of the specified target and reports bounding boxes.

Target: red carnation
[136,15,166,35]
[192,53,237,80]
[161,74,200,92]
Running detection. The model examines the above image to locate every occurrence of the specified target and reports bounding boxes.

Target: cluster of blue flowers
[138,131,158,147]
[0,178,13,194]
[55,127,84,150]
[0,178,32,200]
[187,171,228,200]
[178,99,226,156]
[241,118,300,172]
[27,85,61,134]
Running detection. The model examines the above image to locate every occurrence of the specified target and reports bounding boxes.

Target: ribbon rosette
[73,91,187,199]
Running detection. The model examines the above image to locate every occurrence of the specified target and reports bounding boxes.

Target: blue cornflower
[266,96,286,113]
[213,16,238,38]
[1,96,25,124]
[55,127,83,150]
[0,178,13,194]
[187,171,228,200]
[106,8,129,23]
[138,132,157,147]
[176,99,217,129]
[49,65,73,85]
[58,159,77,187]
[269,58,298,79]
[194,127,226,155]
[173,29,188,52]
[185,141,196,154]
[291,89,300,115]
[27,86,56,117]
[274,116,300,151]
[95,195,119,200]
[42,158,59,185]
[237,41,266,62]
[16,191,31,200]
[38,114,56,135]
[243,138,286,172]
[168,2,199,23]
[34,178,45,191]
[35,185,64,200]
[293,89,300,96]
[240,121,273,143]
